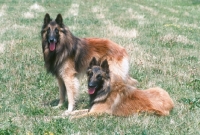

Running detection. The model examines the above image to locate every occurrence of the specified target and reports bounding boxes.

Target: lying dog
[70,58,174,118]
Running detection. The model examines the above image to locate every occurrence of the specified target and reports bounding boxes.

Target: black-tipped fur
[55,14,64,27]
[41,13,88,75]
[43,13,51,28]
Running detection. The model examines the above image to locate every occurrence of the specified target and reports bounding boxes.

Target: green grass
[0,0,200,134]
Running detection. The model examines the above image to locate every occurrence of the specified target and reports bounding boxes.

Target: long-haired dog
[70,58,174,118]
[41,13,137,114]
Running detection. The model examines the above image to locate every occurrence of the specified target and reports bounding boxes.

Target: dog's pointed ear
[89,57,97,68]
[55,14,63,27]
[44,13,51,26]
[101,59,109,74]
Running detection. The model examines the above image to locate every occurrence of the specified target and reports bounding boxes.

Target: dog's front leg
[62,75,79,115]
[55,77,66,108]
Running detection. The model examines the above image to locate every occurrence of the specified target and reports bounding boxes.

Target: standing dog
[41,13,137,114]
[70,58,174,118]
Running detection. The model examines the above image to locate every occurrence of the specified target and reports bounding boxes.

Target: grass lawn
[0,0,200,134]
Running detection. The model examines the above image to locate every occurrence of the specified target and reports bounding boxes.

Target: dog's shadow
[50,99,59,106]
[44,99,68,109]
[46,98,89,110]
[49,99,59,107]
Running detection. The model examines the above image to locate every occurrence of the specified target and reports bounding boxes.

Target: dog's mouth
[48,38,57,51]
[49,42,56,51]
[88,87,96,95]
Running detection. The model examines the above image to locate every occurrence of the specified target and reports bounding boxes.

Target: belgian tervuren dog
[41,13,137,114]
[70,58,174,118]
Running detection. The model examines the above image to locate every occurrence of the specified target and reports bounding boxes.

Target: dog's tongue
[49,42,55,51]
[88,88,95,94]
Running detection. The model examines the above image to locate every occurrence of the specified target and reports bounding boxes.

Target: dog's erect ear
[44,13,51,26]
[55,14,63,27]
[101,59,109,74]
[89,57,98,68]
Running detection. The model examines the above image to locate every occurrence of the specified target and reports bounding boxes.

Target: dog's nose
[49,37,55,43]
[49,37,56,43]
[88,82,96,88]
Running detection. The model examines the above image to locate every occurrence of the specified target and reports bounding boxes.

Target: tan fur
[72,83,174,118]
[70,76,174,118]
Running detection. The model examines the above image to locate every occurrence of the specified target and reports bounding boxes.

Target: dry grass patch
[91,5,137,39]
[126,8,145,25]
[30,3,45,12]
[64,3,79,18]
[23,3,45,19]
[0,4,7,17]
[163,7,179,13]
[24,12,34,19]
[92,6,106,19]
[136,4,158,16]
[0,43,5,53]
[160,33,195,45]
[104,20,137,38]
[126,8,145,20]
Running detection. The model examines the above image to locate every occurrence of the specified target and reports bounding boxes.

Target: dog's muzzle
[88,82,97,95]
[48,37,57,43]
[48,37,57,51]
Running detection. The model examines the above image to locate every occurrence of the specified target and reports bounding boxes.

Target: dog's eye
[96,75,102,80]
[87,71,93,77]
[87,69,91,75]
[47,27,50,33]
[55,28,59,33]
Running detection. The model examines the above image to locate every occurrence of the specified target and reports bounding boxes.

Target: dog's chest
[58,59,86,78]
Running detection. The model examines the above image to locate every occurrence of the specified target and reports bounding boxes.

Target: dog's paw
[51,110,72,119]
[69,114,85,120]
[52,103,63,109]
[61,110,72,116]
[69,115,77,120]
